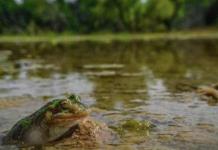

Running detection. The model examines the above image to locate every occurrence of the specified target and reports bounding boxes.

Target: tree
[145,0,175,31]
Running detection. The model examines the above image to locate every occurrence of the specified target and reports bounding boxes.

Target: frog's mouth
[49,111,89,125]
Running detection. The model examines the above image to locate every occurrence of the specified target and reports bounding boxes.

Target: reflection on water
[0,40,218,149]
[0,73,93,97]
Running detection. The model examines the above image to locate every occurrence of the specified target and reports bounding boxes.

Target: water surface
[0,40,218,149]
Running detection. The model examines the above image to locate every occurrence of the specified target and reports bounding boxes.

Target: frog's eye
[60,99,71,108]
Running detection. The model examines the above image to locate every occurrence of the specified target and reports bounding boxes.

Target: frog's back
[3,116,50,146]
[2,117,31,145]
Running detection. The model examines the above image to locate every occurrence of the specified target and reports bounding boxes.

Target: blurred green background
[0,0,218,34]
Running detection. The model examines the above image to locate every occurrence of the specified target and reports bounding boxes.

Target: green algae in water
[122,119,154,130]
[111,119,155,136]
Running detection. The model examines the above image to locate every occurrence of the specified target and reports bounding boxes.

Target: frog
[175,82,218,100]
[2,94,89,146]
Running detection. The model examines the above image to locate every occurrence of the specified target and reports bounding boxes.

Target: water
[0,40,218,149]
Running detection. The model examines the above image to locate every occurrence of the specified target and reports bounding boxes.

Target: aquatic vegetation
[121,119,154,131]
[111,119,154,137]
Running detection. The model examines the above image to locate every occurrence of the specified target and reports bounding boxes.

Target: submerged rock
[49,118,117,149]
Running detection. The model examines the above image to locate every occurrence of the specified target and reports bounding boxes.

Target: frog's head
[43,94,89,126]
[29,95,89,143]
[43,95,89,141]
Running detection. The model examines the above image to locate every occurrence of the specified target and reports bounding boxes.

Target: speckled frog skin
[2,95,89,146]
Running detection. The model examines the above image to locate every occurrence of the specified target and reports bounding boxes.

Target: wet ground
[0,40,218,149]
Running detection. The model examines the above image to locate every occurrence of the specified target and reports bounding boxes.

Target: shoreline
[0,31,218,43]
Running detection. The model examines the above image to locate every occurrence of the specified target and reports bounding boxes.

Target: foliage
[0,0,217,34]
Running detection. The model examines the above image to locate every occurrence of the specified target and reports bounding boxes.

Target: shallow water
[0,40,218,149]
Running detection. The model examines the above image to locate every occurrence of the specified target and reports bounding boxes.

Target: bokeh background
[0,0,218,34]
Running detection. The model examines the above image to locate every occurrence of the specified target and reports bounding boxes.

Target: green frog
[2,95,89,146]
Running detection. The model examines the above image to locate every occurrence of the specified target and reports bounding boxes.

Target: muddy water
[0,40,218,149]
